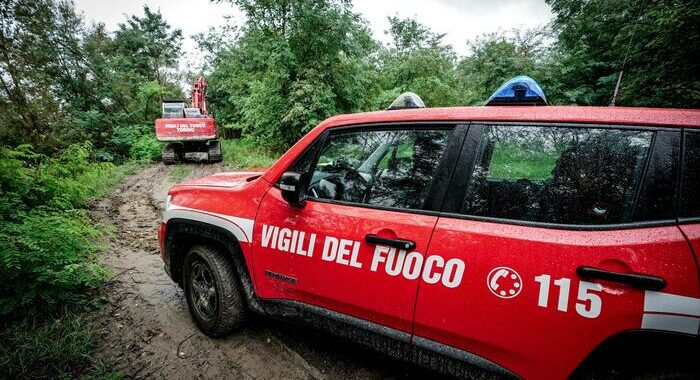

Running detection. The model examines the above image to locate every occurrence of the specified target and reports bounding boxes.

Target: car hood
[174,171,265,188]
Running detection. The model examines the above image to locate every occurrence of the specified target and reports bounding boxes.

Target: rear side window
[462,125,653,225]
[681,131,700,218]
[307,128,451,210]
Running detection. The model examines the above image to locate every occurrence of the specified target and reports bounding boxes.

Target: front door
[252,125,460,333]
[413,123,699,379]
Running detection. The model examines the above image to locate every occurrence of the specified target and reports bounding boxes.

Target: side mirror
[280,171,309,207]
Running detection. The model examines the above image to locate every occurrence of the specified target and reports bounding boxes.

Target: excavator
[155,77,222,164]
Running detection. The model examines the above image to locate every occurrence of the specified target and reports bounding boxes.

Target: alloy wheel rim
[190,259,218,320]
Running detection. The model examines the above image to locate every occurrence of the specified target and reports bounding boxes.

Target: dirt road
[91,164,431,380]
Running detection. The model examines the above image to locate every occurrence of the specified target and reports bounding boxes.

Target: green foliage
[1,144,122,221]
[375,17,461,108]
[221,138,279,169]
[457,30,550,105]
[0,2,182,159]
[129,133,163,161]
[0,144,131,319]
[546,0,700,107]
[0,142,133,378]
[110,124,163,161]
[201,0,378,148]
[0,211,107,317]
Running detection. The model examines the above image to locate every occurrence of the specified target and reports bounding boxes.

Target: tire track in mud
[91,163,428,380]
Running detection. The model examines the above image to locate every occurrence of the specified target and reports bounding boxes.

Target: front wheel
[183,245,246,337]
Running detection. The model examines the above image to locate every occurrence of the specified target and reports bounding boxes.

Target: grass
[0,312,99,379]
[221,138,279,170]
[168,165,190,182]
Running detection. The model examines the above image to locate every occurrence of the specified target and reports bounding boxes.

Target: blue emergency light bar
[485,76,548,106]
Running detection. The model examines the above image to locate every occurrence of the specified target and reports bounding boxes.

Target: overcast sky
[74,0,552,59]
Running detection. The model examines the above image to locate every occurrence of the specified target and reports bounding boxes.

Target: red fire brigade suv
[158,77,700,379]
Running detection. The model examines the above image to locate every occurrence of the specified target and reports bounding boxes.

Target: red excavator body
[155,77,222,164]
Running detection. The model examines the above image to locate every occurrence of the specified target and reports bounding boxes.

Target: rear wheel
[183,245,246,336]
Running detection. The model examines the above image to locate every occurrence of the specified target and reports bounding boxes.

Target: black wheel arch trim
[164,218,266,312]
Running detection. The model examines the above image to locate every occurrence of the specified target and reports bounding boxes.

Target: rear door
[678,130,700,270]
[413,123,700,379]
[252,124,464,333]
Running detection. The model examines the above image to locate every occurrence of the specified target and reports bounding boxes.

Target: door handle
[576,266,666,291]
[365,234,416,250]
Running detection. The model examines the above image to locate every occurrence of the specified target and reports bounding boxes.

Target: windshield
[162,103,185,118]
[184,108,203,118]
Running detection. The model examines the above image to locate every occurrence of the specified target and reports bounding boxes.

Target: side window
[308,128,451,210]
[681,131,700,218]
[462,125,653,225]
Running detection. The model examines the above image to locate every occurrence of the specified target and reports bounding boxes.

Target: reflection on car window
[462,125,653,225]
[681,131,700,217]
[308,129,451,210]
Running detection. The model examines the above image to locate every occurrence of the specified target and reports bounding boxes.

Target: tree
[375,17,460,108]
[456,30,552,105]
[0,0,77,152]
[112,6,182,86]
[205,0,378,148]
[0,2,183,159]
[547,0,700,107]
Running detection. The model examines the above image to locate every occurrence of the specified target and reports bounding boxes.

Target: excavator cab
[162,101,186,118]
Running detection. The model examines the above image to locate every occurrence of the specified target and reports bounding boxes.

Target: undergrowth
[0,143,134,379]
[221,138,279,170]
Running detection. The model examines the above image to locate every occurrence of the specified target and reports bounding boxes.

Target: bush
[221,138,279,170]
[1,144,130,221]
[0,143,132,378]
[129,133,162,161]
[109,124,157,160]
[0,143,132,318]
[0,211,108,317]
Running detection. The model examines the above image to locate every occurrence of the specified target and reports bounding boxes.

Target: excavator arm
[191,76,208,116]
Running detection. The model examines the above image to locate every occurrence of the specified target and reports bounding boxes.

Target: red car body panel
[165,172,269,282]
[252,187,439,333]
[678,223,700,278]
[155,117,217,141]
[415,220,698,379]
[159,106,700,379]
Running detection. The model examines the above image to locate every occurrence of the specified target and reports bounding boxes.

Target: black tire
[183,245,246,337]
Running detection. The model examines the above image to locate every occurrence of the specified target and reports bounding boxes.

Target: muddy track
[90,164,431,380]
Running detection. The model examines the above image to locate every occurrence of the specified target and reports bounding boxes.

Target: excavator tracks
[207,140,222,163]
[162,144,178,165]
